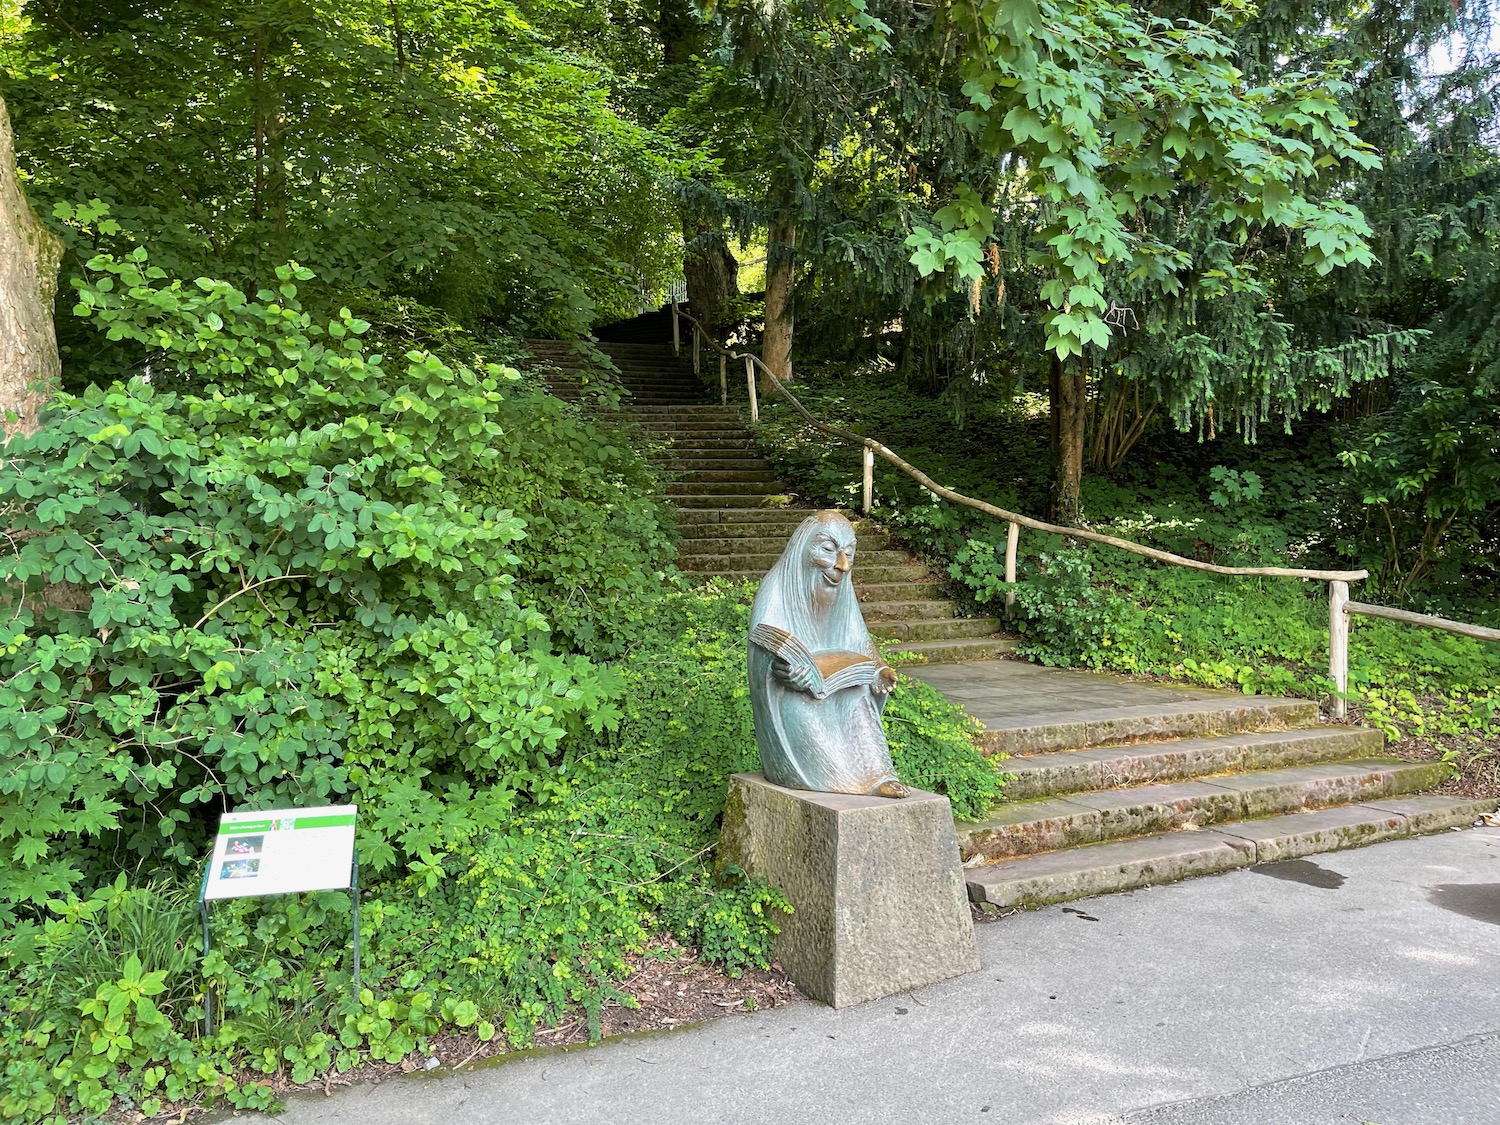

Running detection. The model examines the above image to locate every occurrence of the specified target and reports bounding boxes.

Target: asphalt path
[254,826,1500,1125]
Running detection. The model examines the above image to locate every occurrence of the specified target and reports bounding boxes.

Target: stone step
[665,469,784,485]
[998,727,1387,801]
[964,795,1494,910]
[661,458,777,473]
[686,562,932,583]
[674,508,840,525]
[671,494,798,510]
[655,445,761,458]
[632,421,754,433]
[855,580,947,601]
[618,411,741,420]
[973,695,1321,757]
[886,636,1018,662]
[677,533,890,555]
[666,481,788,498]
[957,758,1449,863]
[847,598,957,622]
[870,616,1004,643]
[676,519,819,537]
[678,549,917,570]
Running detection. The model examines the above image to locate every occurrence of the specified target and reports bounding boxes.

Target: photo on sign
[227,835,264,856]
[220,859,261,880]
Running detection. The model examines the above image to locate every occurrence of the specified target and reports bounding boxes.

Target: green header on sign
[219,812,355,836]
[222,820,274,835]
[290,813,356,829]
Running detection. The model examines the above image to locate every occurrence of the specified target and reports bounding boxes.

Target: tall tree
[0,88,60,439]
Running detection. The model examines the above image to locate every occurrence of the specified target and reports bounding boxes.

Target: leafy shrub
[0,251,642,916]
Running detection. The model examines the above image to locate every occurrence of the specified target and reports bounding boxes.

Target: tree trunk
[1051,357,1087,525]
[682,207,739,340]
[762,214,796,391]
[0,91,63,442]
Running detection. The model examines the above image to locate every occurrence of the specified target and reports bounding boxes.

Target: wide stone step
[964,795,1494,909]
[675,520,815,538]
[678,548,917,569]
[850,598,957,622]
[661,458,777,473]
[621,406,741,417]
[957,758,1449,863]
[677,532,888,555]
[674,508,836,525]
[855,580,948,602]
[670,494,798,509]
[886,636,1018,663]
[685,562,932,583]
[998,727,1387,800]
[632,421,753,433]
[653,440,759,453]
[973,695,1321,757]
[667,481,788,497]
[666,469,784,485]
[870,616,1004,643]
[654,443,760,456]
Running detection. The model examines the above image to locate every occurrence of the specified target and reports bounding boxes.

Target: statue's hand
[874,665,898,695]
[773,656,819,694]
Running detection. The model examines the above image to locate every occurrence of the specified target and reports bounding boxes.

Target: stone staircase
[527,339,1016,663]
[918,663,1494,910]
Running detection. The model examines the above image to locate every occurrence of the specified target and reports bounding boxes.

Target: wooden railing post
[671,300,680,356]
[1329,580,1350,719]
[693,325,701,376]
[1004,521,1020,619]
[718,353,727,406]
[861,445,874,514]
[745,355,758,423]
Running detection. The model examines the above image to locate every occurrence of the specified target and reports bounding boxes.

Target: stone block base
[718,772,980,1008]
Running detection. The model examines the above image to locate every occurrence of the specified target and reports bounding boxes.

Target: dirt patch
[1383,731,1500,801]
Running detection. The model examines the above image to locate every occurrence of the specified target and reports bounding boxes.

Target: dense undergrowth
[0,254,1004,1122]
[750,362,1500,757]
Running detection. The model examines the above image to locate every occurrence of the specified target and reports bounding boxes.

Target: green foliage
[3,0,686,341]
[0,251,629,915]
[661,867,792,979]
[881,664,1007,819]
[569,583,1006,835]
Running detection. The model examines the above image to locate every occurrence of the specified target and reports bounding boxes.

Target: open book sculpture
[747,511,911,798]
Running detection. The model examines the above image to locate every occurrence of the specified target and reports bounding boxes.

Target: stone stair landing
[909,661,1488,909]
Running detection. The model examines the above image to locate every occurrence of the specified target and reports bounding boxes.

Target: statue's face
[807,524,857,588]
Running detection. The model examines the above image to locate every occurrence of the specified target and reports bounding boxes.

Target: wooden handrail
[667,304,1493,721]
[1345,601,1500,643]
[673,305,1367,583]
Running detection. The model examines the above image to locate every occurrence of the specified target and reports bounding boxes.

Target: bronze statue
[747,511,911,798]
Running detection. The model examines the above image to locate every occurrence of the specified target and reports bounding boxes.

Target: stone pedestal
[718,772,980,1008]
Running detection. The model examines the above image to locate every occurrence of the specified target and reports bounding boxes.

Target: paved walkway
[260,827,1500,1125]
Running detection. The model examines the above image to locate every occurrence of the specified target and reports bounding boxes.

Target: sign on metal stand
[198,805,359,1033]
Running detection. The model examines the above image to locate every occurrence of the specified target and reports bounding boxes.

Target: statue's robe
[747,512,900,795]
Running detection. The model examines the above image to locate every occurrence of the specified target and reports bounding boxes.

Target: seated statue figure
[747,510,911,799]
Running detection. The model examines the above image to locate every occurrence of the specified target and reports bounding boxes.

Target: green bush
[0,250,639,916]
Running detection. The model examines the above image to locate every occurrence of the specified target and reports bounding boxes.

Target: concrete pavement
[258,827,1500,1125]
[255,828,1500,1125]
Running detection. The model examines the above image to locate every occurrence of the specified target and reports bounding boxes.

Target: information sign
[203,805,357,901]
